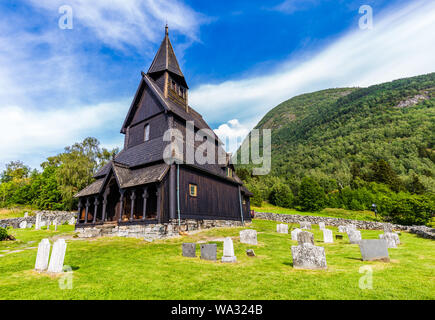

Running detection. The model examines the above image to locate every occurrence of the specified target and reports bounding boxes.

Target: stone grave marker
[240,229,257,245]
[19,221,27,229]
[347,230,362,244]
[300,221,311,230]
[319,222,325,230]
[338,225,347,233]
[383,223,393,233]
[200,244,217,261]
[323,229,333,243]
[291,228,302,241]
[221,237,237,263]
[68,217,76,225]
[348,224,357,231]
[246,249,255,257]
[24,212,29,218]
[276,224,288,234]
[182,243,196,258]
[47,239,67,273]
[35,213,42,230]
[379,233,399,248]
[359,239,390,262]
[297,231,314,246]
[34,239,51,271]
[291,243,327,270]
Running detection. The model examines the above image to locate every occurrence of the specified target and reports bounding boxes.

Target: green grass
[252,202,379,221]
[0,220,434,300]
[0,207,35,219]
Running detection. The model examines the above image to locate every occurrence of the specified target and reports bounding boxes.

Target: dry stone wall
[0,211,76,229]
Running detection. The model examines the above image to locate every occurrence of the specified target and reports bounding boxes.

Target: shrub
[269,183,293,208]
[0,227,8,241]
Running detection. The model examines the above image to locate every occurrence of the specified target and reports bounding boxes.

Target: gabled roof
[147,25,186,83]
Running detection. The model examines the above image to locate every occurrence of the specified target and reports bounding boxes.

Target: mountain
[239,73,435,193]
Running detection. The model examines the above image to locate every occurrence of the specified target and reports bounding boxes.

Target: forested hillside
[237,73,435,225]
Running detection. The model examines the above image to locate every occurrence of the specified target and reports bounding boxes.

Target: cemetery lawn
[0,207,35,219]
[252,203,379,221]
[0,220,434,300]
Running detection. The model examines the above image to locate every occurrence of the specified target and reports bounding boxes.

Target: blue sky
[0,0,434,169]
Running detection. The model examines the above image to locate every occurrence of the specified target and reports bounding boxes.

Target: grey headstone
[35,213,42,230]
[379,232,399,248]
[47,239,67,273]
[276,224,288,234]
[246,249,255,257]
[24,212,29,218]
[200,244,217,261]
[34,239,51,271]
[240,229,257,245]
[338,225,347,233]
[221,237,237,263]
[359,239,390,262]
[300,221,311,230]
[68,217,76,225]
[347,230,362,244]
[19,221,27,229]
[291,243,327,270]
[323,229,333,243]
[182,243,196,257]
[291,228,302,241]
[383,223,393,233]
[318,222,326,230]
[297,231,314,245]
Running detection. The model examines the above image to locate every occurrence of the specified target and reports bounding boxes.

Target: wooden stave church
[74,26,252,227]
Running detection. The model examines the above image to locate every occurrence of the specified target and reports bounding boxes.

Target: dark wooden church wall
[178,166,241,220]
[131,86,163,125]
[128,113,168,148]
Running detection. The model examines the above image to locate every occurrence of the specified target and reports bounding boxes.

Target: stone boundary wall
[0,211,76,229]
[254,212,434,240]
[76,219,245,241]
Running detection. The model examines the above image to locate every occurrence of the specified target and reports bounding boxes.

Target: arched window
[144,124,150,142]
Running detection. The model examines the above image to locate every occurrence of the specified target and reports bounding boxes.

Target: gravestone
[240,229,257,245]
[347,230,362,244]
[276,224,288,234]
[246,249,255,257]
[47,239,67,273]
[297,231,314,245]
[338,225,347,233]
[323,229,333,243]
[291,228,302,241]
[34,239,51,271]
[221,237,237,263]
[27,223,33,229]
[200,244,217,261]
[318,222,326,230]
[54,220,58,231]
[383,223,393,233]
[300,221,311,230]
[379,233,399,248]
[68,217,76,225]
[347,224,357,231]
[291,243,327,270]
[24,212,29,218]
[359,239,390,262]
[19,221,27,229]
[35,213,42,230]
[182,243,196,258]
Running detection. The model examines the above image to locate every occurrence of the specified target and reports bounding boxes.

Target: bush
[297,177,326,212]
[0,227,8,241]
[269,183,293,208]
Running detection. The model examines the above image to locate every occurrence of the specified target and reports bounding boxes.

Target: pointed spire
[147,25,185,81]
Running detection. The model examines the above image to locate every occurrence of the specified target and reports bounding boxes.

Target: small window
[144,124,150,142]
[227,168,233,177]
[189,184,197,197]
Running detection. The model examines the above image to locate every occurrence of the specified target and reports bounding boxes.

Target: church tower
[147,25,189,112]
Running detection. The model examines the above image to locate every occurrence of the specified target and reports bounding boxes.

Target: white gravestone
[379,233,399,248]
[300,221,311,230]
[319,222,325,230]
[338,225,347,233]
[239,229,257,245]
[323,229,333,243]
[291,228,302,241]
[19,221,27,229]
[276,224,288,234]
[221,237,237,263]
[27,223,33,229]
[24,212,29,218]
[68,217,76,225]
[347,230,362,244]
[47,239,67,273]
[35,239,51,271]
[35,213,42,230]
[291,243,327,270]
[348,224,357,231]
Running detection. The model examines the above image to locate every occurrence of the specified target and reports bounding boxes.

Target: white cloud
[192,0,435,142]
[214,119,257,154]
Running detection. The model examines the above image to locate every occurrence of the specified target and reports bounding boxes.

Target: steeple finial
[165,23,168,36]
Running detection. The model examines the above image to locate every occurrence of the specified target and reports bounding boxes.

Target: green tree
[297,177,326,212]
[269,183,293,208]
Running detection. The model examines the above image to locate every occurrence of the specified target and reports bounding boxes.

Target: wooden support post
[130,190,136,222]
[142,187,148,221]
[93,196,99,224]
[85,198,90,224]
[118,189,125,223]
[156,184,162,224]
[169,165,176,220]
[77,200,82,224]
[102,191,108,222]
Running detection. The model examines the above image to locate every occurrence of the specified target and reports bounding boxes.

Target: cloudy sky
[0,0,434,169]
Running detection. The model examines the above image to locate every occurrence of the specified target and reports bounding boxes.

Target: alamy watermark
[358,265,373,289]
[359,5,373,30]
[58,265,73,290]
[162,121,271,175]
[58,5,73,30]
